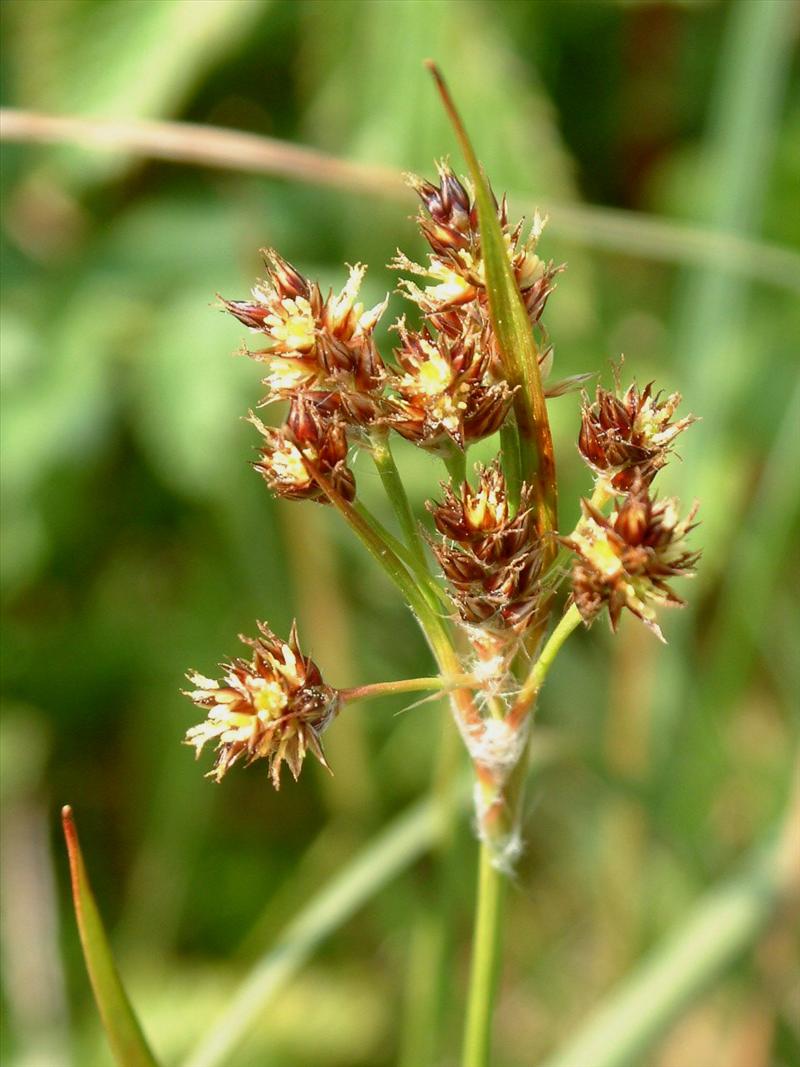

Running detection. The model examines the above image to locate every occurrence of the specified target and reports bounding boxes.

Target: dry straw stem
[2,108,798,292]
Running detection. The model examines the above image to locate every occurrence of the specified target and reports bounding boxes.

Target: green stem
[461,841,506,1067]
[499,422,522,514]
[353,501,450,612]
[308,465,481,729]
[340,675,478,703]
[369,428,429,570]
[442,441,467,487]
[327,491,444,646]
[509,603,583,727]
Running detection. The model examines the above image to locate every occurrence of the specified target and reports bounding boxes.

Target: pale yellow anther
[253,679,289,721]
[416,351,453,395]
[272,443,311,487]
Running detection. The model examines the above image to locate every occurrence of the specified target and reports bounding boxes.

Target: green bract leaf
[62,806,160,1067]
[426,62,557,539]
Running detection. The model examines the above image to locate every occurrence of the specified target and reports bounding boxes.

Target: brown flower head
[566,477,699,641]
[428,463,547,642]
[405,161,475,255]
[184,622,339,788]
[578,374,696,491]
[221,252,388,414]
[250,396,356,503]
[385,320,512,452]
[394,163,557,325]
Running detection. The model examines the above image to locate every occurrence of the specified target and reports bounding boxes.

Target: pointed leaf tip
[425,61,558,542]
[61,806,160,1067]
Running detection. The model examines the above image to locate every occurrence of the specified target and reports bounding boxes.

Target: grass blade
[426,62,557,538]
[182,787,466,1067]
[539,763,800,1067]
[61,806,160,1067]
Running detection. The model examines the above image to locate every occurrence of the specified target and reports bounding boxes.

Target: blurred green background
[1,1,798,1065]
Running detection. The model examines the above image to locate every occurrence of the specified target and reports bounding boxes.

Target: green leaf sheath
[62,807,160,1067]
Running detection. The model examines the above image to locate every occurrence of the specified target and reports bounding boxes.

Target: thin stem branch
[340,675,479,703]
[461,841,506,1067]
[368,428,430,570]
[441,442,467,487]
[508,603,583,728]
[307,464,481,730]
[352,501,449,612]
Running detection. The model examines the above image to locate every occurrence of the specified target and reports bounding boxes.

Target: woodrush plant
[63,66,699,1067]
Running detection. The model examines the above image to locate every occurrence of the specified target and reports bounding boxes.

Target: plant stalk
[441,441,467,487]
[369,427,430,570]
[509,602,583,728]
[340,675,479,703]
[500,421,522,514]
[461,841,507,1067]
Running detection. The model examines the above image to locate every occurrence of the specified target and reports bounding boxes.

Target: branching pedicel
[183,80,698,872]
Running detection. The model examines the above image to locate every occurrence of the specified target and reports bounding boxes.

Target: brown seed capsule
[578,375,696,491]
[184,621,339,788]
[250,397,356,503]
[565,475,699,640]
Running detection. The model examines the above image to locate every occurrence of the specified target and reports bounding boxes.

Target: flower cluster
[184,622,338,788]
[250,397,355,503]
[220,252,390,502]
[222,252,387,410]
[429,463,546,655]
[578,369,695,491]
[395,161,558,327]
[185,147,698,790]
[565,478,699,642]
[569,355,698,637]
[386,319,513,453]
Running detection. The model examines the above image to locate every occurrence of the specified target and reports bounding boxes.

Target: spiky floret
[578,371,696,491]
[396,161,554,321]
[565,476,699,641]
[221,251,388,417]
[184,622,339,788]
[385,319,513,452]
[428,463,547,641]
[250,395,355,503]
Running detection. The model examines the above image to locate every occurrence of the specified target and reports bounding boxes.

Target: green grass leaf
[426,62,557,536]
[539,764,800,1067]
[62,806,160,1067]
[182,790,460,1067]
